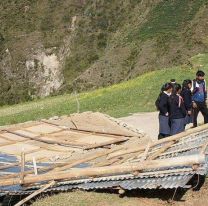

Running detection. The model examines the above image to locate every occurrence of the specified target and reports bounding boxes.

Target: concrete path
[120,112,204,141]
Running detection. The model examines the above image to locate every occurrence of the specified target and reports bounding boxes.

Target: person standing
[181,79,192,126]
[192,70,208,127]
[170,79,177,94]
[158,83,173,139]
[169,84,186,135]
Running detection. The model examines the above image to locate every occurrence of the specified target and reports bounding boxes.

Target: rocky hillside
[0,0,208,105]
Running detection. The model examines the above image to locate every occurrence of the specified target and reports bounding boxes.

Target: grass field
[31,182,208,206]
[0,53,207,126]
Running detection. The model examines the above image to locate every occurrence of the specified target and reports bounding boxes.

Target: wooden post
[33,157,38,175]
[20,149,25,184]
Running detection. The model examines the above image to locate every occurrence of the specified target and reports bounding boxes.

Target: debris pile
[0,112,207,204]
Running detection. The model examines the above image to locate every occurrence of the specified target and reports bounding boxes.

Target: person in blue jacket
[181,79,192,126]
[169,84,186,135]
[158,83,173,139]
[192,70,208,127]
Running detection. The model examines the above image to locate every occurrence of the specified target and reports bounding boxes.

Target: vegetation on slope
[0,0,208,105]
[0,53,207,126]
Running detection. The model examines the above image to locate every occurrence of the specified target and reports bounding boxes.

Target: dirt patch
[120,112,204,141]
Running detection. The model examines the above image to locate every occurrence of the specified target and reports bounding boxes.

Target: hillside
[0,53,207,126]
[0,0,208,105]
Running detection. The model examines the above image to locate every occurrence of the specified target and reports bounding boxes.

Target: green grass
[31,190,156,206]
[32,181,208,206]
[137,0,206,40]
[1,0,207,105]
[0,53,207,126]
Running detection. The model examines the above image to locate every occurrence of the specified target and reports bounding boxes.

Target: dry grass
[32,181,208,206]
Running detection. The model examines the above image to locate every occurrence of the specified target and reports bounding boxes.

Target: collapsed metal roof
[0,112,207,198]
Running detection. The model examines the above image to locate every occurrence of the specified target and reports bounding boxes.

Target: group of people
[157,70,208,139]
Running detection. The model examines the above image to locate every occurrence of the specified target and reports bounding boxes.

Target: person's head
[196,70,205,81]
[182,79,192,89]
[175,83,182,94]
[163,82,173,94]
[170,79,176,84]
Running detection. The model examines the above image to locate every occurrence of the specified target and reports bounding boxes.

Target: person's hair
[196,70,205,77]
[162,82,173,91]
[174,83,181,93]
[182,79,192,89]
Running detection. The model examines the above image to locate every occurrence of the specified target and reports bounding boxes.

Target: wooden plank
[41,120,135,138]
[84,137,129,150]
[0,135,14,142]
[0,154,204,187]
[0,139,28,148]
[14,181,55,206]
[147,141,175,160]
[2,130,84,149]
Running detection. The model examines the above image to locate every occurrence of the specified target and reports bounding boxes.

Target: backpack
[192,79,206,94]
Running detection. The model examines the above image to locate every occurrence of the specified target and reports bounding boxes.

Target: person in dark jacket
[170,79,177,94]
[158,83,173,139]
[169,83,186,135]
[192,70,208,127]
[181,79,192,126]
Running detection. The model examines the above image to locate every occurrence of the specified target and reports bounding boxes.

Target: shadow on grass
[1,175,206,206]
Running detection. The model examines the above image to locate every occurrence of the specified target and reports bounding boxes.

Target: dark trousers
[193,101,208,127]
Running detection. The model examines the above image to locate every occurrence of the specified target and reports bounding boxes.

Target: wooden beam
[14,181,55,206]
[84,137,129,150]
[0,154,204,187]
[158,143,205,157]
[155,124,208,145]
[147,141,175,160]
[140,141,151,161]
[94,158,120,167]
[107,124,208,160]
[107,146,145,160]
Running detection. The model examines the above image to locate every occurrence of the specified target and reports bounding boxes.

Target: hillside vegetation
[0,0,208,105]
[0,53,207,126]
